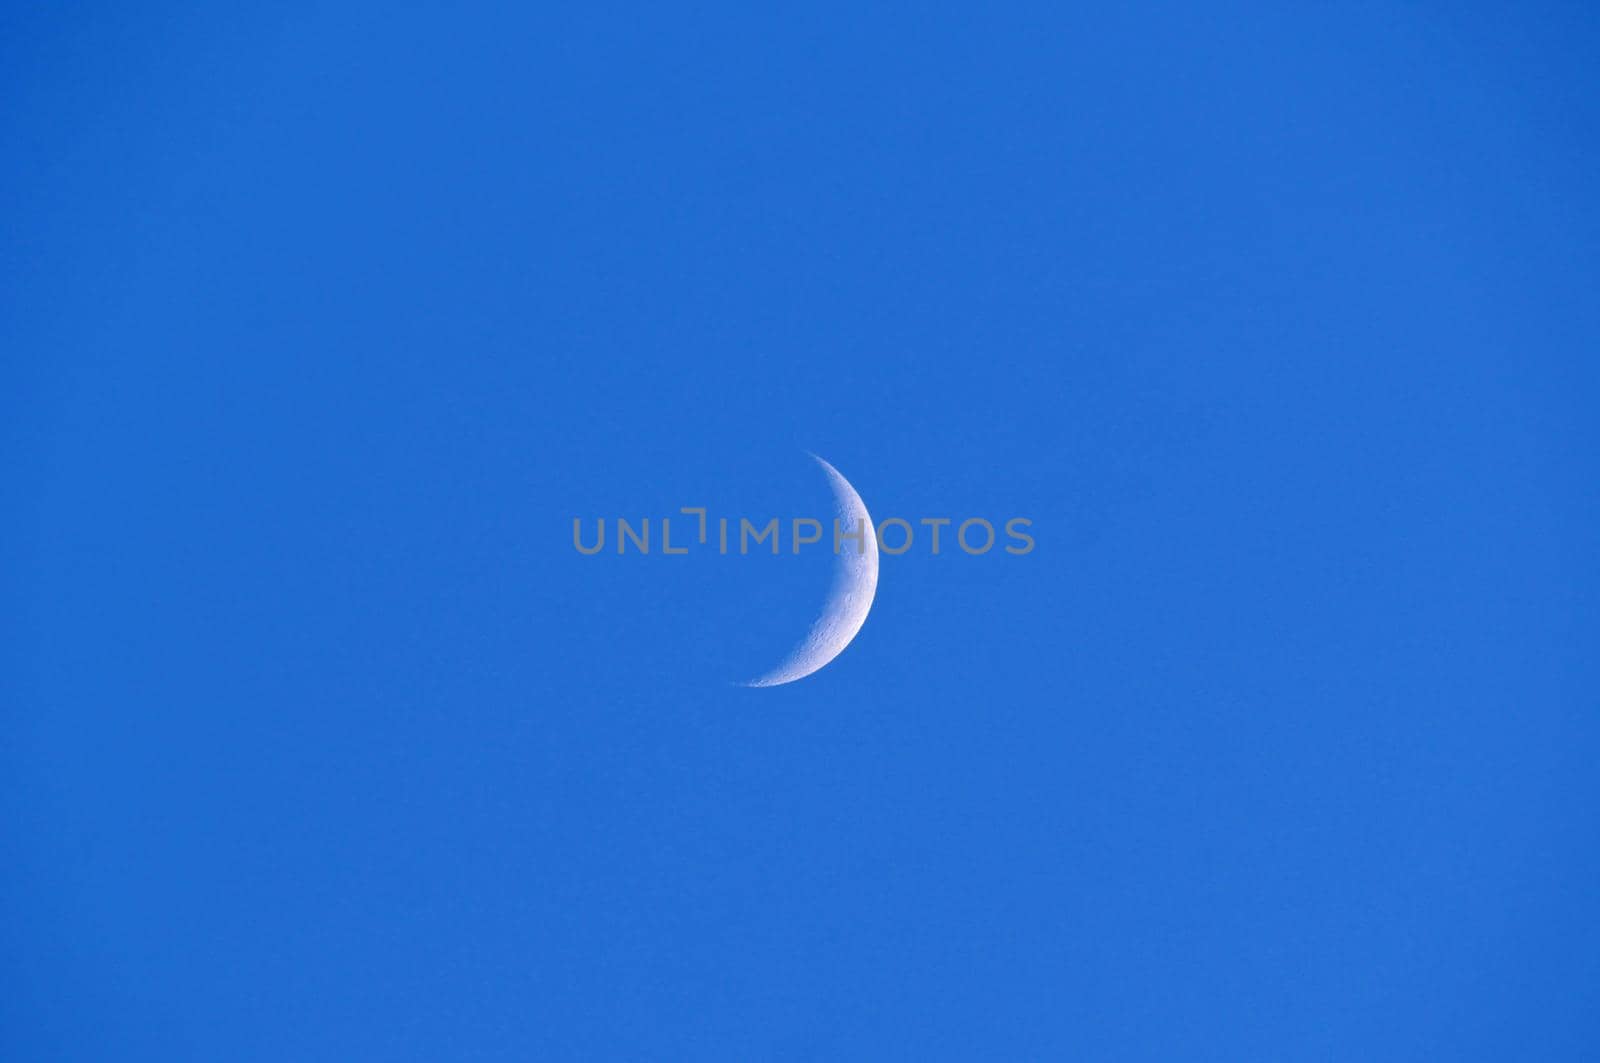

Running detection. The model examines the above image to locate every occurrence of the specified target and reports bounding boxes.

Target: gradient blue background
[7,5,1599,1059]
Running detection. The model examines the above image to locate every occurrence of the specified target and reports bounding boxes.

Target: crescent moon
[745,454,880,687]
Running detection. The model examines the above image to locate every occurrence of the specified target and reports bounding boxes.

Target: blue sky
[7,4,1599,1059]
